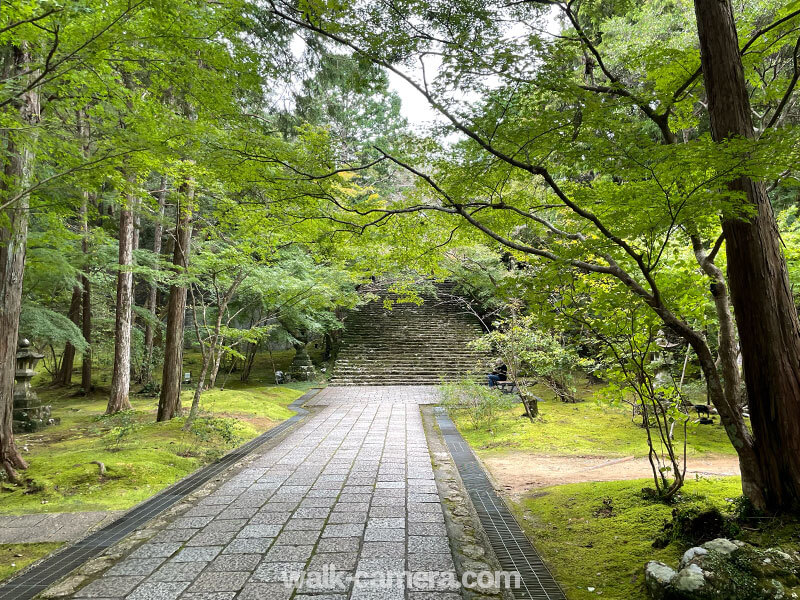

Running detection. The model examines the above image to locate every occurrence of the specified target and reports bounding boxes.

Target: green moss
[451,393,738,458]
[0,543,63,583]
[511,477,799,600]
[1,382,306,515]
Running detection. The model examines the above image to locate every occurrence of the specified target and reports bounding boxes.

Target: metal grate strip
[0,389,319,600]
[435,407,566,600]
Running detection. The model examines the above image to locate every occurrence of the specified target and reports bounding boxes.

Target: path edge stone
[421,404,513,600]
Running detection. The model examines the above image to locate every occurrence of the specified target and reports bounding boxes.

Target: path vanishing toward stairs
[62,386,460,600]
[5,386,564,600]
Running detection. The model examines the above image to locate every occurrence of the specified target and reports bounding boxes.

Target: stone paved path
[0,512,124,544]
[68,386,460,600]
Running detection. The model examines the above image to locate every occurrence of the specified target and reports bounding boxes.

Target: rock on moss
[645,539,800,599]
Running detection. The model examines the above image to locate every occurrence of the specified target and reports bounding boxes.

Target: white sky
[288,9,561,129]
[387,9,561,128]
[387,70,444,127]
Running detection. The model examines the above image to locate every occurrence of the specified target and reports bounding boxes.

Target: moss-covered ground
[449,386,800,599]
[451,384,738,458]
[0,380,311,515]
[512,477,800,599]
[0,543,64,583]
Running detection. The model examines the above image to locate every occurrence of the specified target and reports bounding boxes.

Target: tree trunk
[142,177,167,384]
[185,346,212,427]
[691,234,744,408]
[80,192,93,392]
[157,182,194,421]
[107,183,137,414]
[241,341,258,383]
[0,43,39,480]
[694,0,800,511]
[208,347,224,389]
[57,286,82,385]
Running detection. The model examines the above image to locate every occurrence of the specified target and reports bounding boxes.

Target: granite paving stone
[74,576,144,598]
[236,524,282,538]
[322,524,365,538]
[186,531,236,546]
[327,512,368,524]
[250,561,306,582]
[284,518,325,530]
[221,537,274,554]
[262,544,314,562]
[316,538,361,553]
[150,561,208,582]
[248,512,291,525]
[308,551,359,571]
[172,546,223,562]
[126,581,189,600]
[149,529,198,543]
[408,536,450,554]
[408,522,448,537]
[185,571,250,593]
[205,553,261,571]
[180,593,236,600]
[184,506,225,518]
[104,558,165,577]
[408,553,456,572]
[129,543,182,559]
[201,519,248,532]
[236,583,294,600]
[363,528,405,542]
[274,529,321,545]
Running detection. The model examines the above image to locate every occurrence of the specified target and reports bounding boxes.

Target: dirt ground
[482,452,741,497]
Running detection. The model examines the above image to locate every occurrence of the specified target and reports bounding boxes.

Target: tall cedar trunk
[107,185,137,414]
[142,177,167,384]
[0,43,38,479]
[694,0,800,511]
[157,183,194,421]
[80,192,92,392]
[57,286,82,385]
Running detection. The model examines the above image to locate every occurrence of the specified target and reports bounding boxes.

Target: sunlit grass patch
[2,382,307,515]
[0,543,64,583]
[450,388,738,458]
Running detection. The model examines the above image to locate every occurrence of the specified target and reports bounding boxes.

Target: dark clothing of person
[488,363,508,388]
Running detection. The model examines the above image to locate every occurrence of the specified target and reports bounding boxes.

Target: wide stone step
[333,358,483,364]
[336,349,483,355]
[332,367,478,375]
[333,357,482,364]
[331,282,489,384]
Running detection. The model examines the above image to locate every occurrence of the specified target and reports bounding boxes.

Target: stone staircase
[329,283,488,385]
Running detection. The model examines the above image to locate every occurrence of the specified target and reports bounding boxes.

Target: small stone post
[12,339,59,432]
[289,344,316,381]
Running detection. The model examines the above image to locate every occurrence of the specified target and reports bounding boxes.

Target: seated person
[488,359,508,388]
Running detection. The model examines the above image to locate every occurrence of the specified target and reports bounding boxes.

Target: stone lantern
[12,339,59,433]
[653,331,681,388]
[289,343,316,382]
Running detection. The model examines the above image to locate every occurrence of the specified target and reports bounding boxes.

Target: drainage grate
[0,389,318,600]
[435,407,566,600]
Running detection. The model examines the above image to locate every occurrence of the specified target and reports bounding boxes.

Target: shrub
[441,380,516,433]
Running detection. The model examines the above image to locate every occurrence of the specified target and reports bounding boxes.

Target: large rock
[644,538,800,599]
